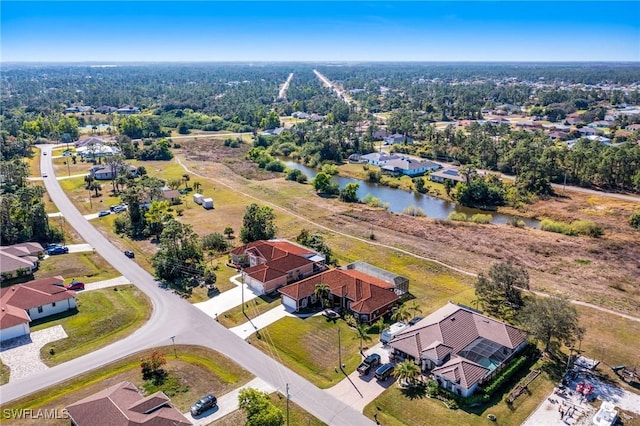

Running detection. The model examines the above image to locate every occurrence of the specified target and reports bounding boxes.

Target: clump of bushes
[469,213,492,224]
[448,212,468,222]
[541,219,603,237]
[362,194,389,209]
[403,205,426,217]
[629,213,640,230]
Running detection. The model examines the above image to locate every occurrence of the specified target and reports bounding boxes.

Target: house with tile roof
[278,266,400,324]
[66,381,191,426]
[0,276,76,342]
[0,242,44,281]
[231,240,327,295]
[360,152,402,167]
[388,302,528,397]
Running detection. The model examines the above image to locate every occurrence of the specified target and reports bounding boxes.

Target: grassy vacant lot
[1,345,253,425]
[35,251,120,284]
[364,356,558,426]
[214,392,326,426]
[247,316,378,389]
[30,286,151,366]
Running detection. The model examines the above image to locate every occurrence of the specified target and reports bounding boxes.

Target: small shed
[193,193,204,205]
[202,198,214,210]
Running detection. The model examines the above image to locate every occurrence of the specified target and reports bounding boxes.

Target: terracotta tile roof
[268,240,315,257]
[279,269,398,315]
[66,381,191,426]
[432,357,489,390]
[0,276,72,311]
[244,263,286,282]
[0,242,43,256]
[0,303,31,328]
[423,340,454,361]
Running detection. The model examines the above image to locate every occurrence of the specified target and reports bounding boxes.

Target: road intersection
[0,144,374,426]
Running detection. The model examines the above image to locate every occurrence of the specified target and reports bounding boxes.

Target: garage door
[1,324,29,342]
[282,295,297,311]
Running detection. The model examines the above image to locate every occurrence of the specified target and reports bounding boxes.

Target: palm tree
[391,304,411,323]
[353,322,372,354]
[182,173,190,189]
[394,359,421,388]
[193,181,202,193]
[314,283,330,308]
[407,301,423,318]
[90,182,101,198]
[374,317,385,340]
[224,227,234,239]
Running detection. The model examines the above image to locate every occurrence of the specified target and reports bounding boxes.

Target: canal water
[285,162,540,228]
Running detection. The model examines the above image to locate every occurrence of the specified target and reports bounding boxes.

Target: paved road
[0,144,374,426]
[278,72,294,100]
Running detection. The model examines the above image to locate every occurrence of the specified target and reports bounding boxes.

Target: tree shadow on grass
[400,382,428,400]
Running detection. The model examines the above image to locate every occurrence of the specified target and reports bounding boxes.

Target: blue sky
[1,1,639,62]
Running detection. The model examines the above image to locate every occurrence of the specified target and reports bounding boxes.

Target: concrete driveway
[326,343,395,412]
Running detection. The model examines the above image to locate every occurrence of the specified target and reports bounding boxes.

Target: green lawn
[1,345,253,425]
[218,292,282,327]
[0,359,10,385]
[31,286,152,366]
[247,316,377,388]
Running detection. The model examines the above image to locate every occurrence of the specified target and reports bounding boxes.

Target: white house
[384,134,414,145]
[360,152,402,166]
[0,276,77,342]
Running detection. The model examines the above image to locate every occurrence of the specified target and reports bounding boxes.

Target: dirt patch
[178,138,280,181]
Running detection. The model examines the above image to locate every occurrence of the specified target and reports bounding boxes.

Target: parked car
[357,353,382,375]
[375,363,395,381]
[124,250,135,258]
[98,210,111,217]
[322,308,340,320]
[190,394,217,416]
[65,281,85,291]
[42,173,48,178]
[43,152,47,155]
[408,316,424,326]
[47,246,69,255]
[112,205,127,213]
[62,150,72,157]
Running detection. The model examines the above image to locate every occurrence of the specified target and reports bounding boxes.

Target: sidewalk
[183,377,276,425]
[83,276,131,291]
[229,304,297,339]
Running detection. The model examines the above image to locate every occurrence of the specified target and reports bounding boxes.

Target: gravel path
[0,325,68,382]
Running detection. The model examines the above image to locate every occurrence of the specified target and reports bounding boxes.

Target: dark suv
[190,394,217,416]
[357,353,382,375]
[375,363,395,381]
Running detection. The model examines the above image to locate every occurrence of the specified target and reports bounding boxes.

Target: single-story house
[76,143,121,159]
[292,111,310,119]
[231,240,327,295]
[89,164,138,180]
[381,159,442,177]
[0,276,77,342]
[260,127,285,136]
[66,381,191,426]
[309,114,325,122]
[65,106,92,113]
[116,106,141,114]
[588,120,612,128]
[388,303,528,397]
[161,189,182,205]
[278,267,399,323]
[75,137,107,148]
[625,123,640,131]
[384,134,414,145]
[430,168,465,184]
[0,242,43,280]
[360,152,402,166]
[577,127,598,136]
[95,106,118,114]
[372,129,391,140]
[548,131,569,141]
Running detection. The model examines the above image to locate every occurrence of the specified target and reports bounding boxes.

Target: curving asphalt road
[0,144,374,426]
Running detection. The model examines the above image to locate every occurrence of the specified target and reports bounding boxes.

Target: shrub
[480,355,528,397]
[362,194,388,209]
[403,205,426,217]
[508,217,526,228]
[321,164,338,175]
[265,160,285,172]
[469,213,492,224]
[630,213,640,230]
[540,219,576,236]
[448,212,467,221]
[571,220,603,237]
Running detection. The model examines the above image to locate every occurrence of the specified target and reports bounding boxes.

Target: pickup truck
[357,353,381,375]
